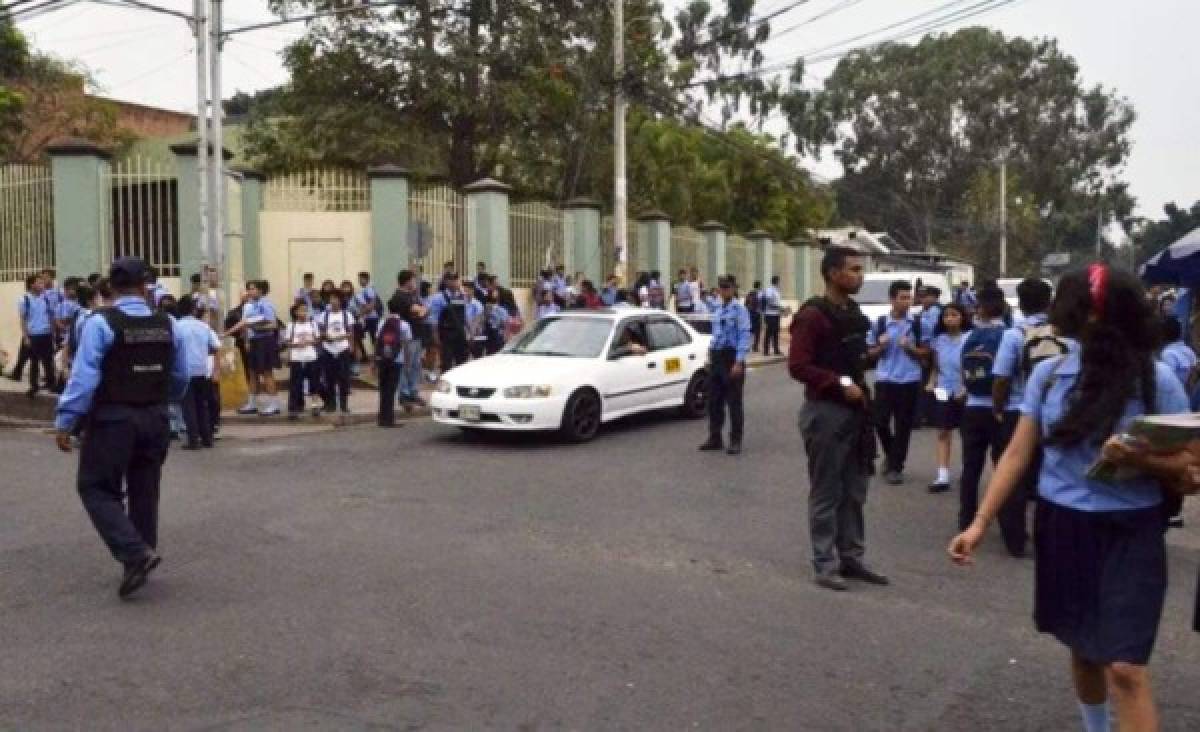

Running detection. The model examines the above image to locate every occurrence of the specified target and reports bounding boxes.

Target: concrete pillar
[563,197,602,284]
[698,220,727,284]
[788,237,810,301]
[46,138,111,277]
[233,167,264,279]
[170,140,232,284]
[747,230,773,289]
[464,178,512,285]
[367,165,411,286]
[636,210,671,279]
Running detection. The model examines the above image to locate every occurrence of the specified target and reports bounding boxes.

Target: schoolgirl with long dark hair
[949,265,1191,731]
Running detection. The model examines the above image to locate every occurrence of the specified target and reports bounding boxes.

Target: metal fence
[104,156,180,277]
[670,226,707,281]
[726,234,754,291]
[263,169,370,212]
[601,216,639,281]
[509,202,564,289]
[0,164,55,282]
[409,185,468,277]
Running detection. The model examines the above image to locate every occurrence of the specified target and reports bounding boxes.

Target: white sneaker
[259,403,281,416]
[236,401,257,415]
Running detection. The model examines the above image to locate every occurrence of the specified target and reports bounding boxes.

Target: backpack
[873,314,922,347]
[961,326,1006,398]
[376,316,403,361]
[1020,322,1070,381]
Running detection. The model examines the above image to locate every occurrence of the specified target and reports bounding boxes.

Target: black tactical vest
[95,308,174,406]
[438,291,467,340]
[801,296,870,385]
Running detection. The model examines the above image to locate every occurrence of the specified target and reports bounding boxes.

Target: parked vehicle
[857,271,952,323]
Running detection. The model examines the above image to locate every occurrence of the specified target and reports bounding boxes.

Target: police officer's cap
[717,275,736,288]
[109,256,151,288]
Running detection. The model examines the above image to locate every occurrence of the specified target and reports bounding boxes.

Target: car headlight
[502,384,553,399]
[435,379,453,394]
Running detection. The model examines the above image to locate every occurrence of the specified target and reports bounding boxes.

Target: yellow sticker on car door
[664,357,682,374]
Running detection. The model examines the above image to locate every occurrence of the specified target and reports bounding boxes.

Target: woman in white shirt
[281,302,322,418]
[317,292,356,413]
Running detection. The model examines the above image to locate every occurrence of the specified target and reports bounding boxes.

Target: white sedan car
[431,308,712,441]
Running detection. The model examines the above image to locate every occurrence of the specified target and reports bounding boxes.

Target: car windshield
[504,317,613,358]
[857,279,896,304]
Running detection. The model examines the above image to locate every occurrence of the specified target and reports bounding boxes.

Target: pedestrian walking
[790,246,888,591]
[317,292,355,414]
[699,275,752,455]
[54,257,188,599]
[374,301,412,428]
[950,265,1191,732]
[17,272,55,397]
[174,296,220,449]
[281,302,322,419]
[745,280,763,351]
[866,280,926,484]
[223,280,282,416]
[761,275,783,356]
[926,303,970,493]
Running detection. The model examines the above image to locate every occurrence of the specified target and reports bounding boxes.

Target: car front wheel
[680,370,708,419]
[560,388,601,442]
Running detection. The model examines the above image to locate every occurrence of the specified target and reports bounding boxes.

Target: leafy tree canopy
[787,27,1135,276]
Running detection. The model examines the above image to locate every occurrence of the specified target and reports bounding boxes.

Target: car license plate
[460,405,481,422]
[664,357,682,374]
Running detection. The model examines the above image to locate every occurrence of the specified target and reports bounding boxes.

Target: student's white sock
[937,467,950,484]
[1078,701,1109,732]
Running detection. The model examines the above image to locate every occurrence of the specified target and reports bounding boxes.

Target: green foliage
[792,27,1135,275]
[244,0,827,234]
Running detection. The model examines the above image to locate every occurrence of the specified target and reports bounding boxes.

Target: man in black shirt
[392,269,430,407]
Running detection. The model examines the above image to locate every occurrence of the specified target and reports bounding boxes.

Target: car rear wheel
[560,388,601,442]
[680,370,708,419]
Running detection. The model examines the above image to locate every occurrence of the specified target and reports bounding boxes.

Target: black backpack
[376,316,404,361]
[961,326,1006,398]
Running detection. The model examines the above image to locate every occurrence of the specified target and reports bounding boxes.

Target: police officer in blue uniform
[55,257,189,599]
[699,275,753,455]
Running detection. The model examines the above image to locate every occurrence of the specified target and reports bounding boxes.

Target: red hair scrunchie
[1087,263,1108,319]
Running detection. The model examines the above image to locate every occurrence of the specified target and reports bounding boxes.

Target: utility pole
[998,158,1007,277]
[192,0,210,272]
[1095,208,1104,259]
[208,0,226,306]
[613,0,627,284]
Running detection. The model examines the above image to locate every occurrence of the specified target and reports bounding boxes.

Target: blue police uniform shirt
[1021,351,1189,512]
[19,292,52,336]
[427,289,466,323]
[55,295,189,432]
[918,304,942,345]
[963,318,1007,408]
[867,314,922,384]
[1160,340,1197,389]
[176,315,219,378]
[710,299,753,363]
[243,298,277,340]
[930,332,966,395]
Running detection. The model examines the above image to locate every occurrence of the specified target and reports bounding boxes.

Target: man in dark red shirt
[789,245,889,591]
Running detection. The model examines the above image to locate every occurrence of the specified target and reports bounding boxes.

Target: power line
[5,0,80,21]
[223,0,413,38]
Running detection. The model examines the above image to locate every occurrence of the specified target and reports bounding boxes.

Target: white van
[996,278,1054,322]
[857,271,951,324]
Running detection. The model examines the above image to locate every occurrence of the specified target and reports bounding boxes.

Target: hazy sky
[14,0,1198,217]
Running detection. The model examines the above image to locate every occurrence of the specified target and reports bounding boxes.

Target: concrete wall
[258,210,373,315]
[1,281,24,367]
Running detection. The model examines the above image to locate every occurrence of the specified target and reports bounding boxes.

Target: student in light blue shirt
[950,266,1191,732]
[174,295,221,448]
[1159,315,1196,390]
[865,279,927,483]
[925,303,971,493]
[18,273,55,395]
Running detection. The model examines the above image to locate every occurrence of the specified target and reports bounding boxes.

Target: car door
[598,317,658,416]
[644,316,694,407]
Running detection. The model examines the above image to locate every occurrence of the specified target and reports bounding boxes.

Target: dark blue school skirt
[1033,499,1167,664]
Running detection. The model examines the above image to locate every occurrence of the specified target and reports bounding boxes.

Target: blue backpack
[961,326,1005,398]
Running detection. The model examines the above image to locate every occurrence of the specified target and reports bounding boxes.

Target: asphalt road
[2,364,1199,731]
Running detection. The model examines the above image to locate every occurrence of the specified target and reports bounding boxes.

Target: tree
[1133,201,1200,264]
[790,28,1135,275]
[0,16,132,163]
[248,1,804,201]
